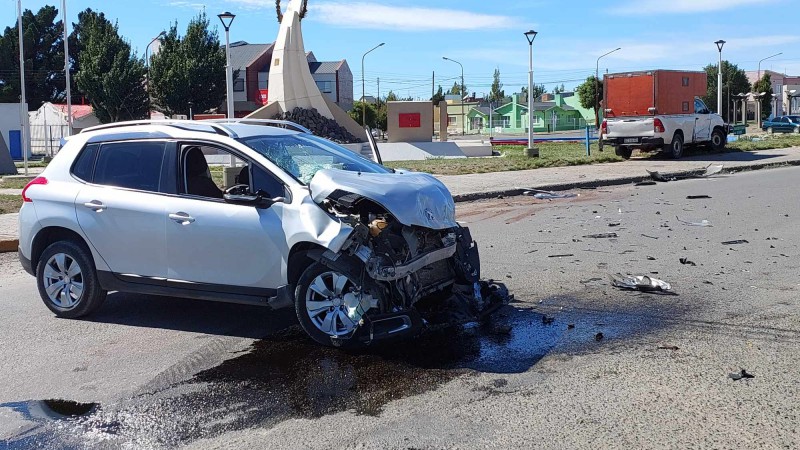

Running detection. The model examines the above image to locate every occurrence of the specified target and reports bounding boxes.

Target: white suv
[18,119,485,346]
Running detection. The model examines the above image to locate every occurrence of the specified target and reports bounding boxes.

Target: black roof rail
[205,118,312,134]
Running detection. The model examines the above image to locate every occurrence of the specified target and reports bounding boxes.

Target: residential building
[466,93,586,134]
[28,103,100,156]
[745,70,800,117]
[225,41,354,116]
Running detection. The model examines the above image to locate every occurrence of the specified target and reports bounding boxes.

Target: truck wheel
[710,128,726,151]
[664,134,684,159]
[614,147,632,159]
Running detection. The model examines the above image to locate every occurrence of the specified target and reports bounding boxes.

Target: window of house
[500,117,510,128]
[233,77,245,92]
[258,72,268,90]
[93,141,166,192]
[448,116,458,126]
[683,101,690,112]
[682,77,690,86]
[316,81,333,93]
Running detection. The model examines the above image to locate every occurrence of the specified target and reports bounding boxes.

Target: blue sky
[3,0,798,99]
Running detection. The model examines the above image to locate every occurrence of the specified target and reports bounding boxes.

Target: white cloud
[309,2,519,31]
[610,0,771,15]
[168,1,207,9]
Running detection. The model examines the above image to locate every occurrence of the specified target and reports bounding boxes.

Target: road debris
[679,257,697,266]
[548,254,575,258]
[583,232,618,239]
[635,181,657,186]
[567,324,575,330]
[702,164,724,177]
[524,189,578,200]
[647,256,656,260]
[608,222,621,227]
[646,170,673,182]
[541,315,554,325]
[594,332,604,341]
[728,369,755,381]
[658,345,680,351]
[642,234,659,240]
[721,239,749,245]
[610,274,675,294]
[677,216,712,227]
[686,195,712,199]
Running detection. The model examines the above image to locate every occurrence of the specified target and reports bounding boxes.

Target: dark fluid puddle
[2,302,654,449]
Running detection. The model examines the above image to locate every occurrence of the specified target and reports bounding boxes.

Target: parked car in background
[762,115,800,134]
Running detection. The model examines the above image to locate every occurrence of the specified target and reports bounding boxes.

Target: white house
[28,103,100,156]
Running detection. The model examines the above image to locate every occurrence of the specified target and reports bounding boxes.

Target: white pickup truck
[601,97,727,159]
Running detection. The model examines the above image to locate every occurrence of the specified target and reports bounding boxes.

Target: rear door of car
[74,140,170,282]
[162,142,288,293]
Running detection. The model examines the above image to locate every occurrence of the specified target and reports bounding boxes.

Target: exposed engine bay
[306,188,509,345]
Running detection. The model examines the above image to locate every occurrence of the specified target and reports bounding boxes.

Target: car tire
[767,127,774,134]
[614,147,632,159]
[794,127,799,134]
[664,133,684,159]
[710,128,726,152]
[295,262,371,347]
[36,240,107,319]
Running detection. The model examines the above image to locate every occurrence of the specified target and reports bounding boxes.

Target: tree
[701,61,750,121]
[149,12,226,117]
[0,6,66,109]
[489,68,504,103]
[73,9,148,123]
[385,90,398,102]
[753,73,773,120]
[520,84,545,102]
[576,75,603,125]
[349,101,377,128]
[431,85,445,104]
[449,81,467,96]
[553,83,566,94]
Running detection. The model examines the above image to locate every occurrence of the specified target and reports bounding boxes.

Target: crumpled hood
[309,169,457,230]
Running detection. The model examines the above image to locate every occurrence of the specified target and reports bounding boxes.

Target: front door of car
[163,144,288,291]
[779,117,790,132]
[74,141,168,280]
[693,98,712,142]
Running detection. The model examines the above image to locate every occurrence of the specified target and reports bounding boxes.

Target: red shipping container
[604,70,707,117]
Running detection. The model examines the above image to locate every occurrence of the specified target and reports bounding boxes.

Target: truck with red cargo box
[600,70,727,159]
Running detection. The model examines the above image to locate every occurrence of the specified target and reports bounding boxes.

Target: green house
[467,93,589,134]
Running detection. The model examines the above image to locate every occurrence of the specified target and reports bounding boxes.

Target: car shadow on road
[635,149,790,162]
[87,292,297,339]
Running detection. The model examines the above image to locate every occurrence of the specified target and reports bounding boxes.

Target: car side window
[251,164,286,199]
[93,141,166,192]
[70,144,99,182]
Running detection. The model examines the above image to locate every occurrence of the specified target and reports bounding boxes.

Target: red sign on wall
[398,113,421,128]
[259,89,269,105]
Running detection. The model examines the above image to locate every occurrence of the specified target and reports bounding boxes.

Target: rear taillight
[653,118,665,133]
[600,120,608,134]
[21,177,47,202]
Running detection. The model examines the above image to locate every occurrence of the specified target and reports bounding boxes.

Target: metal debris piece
[548,254,575,258]
[642,234,659,239]
[610,274,674,294]
[567,324,575,330]
[728,369,755,381]
[608,222,620,227]
[721,239,749,245]
[541,315,554,325]
[686,195,712,199]
[658,345,679,350]
[676,216,712,227]
[679,257,696,266]
[529,191,578,200]
[647,256,656,260]
[703,164,724,177]
[583,232,618,239]
[646,170,673,182]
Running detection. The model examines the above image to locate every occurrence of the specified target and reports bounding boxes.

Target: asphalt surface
[1,167,800,449]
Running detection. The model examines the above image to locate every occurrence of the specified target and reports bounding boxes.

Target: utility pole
[715,40,725,116]
[432,71,435,100]
[62,0,72,136]
[377,77,380,105]
[17,0,28,174]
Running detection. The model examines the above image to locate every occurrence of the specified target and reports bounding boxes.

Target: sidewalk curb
[452,159,800,203]
[0,238,18,253]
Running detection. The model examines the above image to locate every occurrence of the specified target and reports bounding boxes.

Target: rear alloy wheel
[36,241,106,318]
[664,133,684,159]
[295,262,377,346]
[710,128,726,152]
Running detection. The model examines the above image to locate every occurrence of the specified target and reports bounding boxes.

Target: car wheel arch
[287,242,329,286]
[31,226,94,276]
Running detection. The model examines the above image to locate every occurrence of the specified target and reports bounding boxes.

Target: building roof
[51,104,94,120]
[227,42,273,71]
[309,60,344,74]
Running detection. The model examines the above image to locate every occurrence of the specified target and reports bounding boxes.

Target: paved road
[1,167,799,449]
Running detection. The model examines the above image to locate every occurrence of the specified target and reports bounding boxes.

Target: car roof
[77,119,307,144]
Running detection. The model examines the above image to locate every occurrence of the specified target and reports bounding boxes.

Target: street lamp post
[442,57,465,135]
[361,42,384,127]
[17,0,28,175]
[715,40,725,117]
[62,0,73,136]
[758,52,782,80]
[218,12,236,119]
[595,47,621,131]
[524,30,538,157]
[145,31,166,118]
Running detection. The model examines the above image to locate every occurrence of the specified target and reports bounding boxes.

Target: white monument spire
[267,0,333,117]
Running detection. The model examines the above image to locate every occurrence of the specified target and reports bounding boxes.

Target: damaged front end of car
[303,169,509,346]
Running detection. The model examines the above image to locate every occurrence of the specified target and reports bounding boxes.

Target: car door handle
[169,212,195,225]
[83,201,105,212]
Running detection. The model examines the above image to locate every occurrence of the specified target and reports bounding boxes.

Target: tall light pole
[361,42,384,127]
[62,0,72,136]
[218,12,236,119]
[758,52,782,80]
[524,30,538,157]
[715,40,725,117]
[595,47,621,130]
[17,0,28,174]
[442,57,464,135]
[145,31,166,118]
